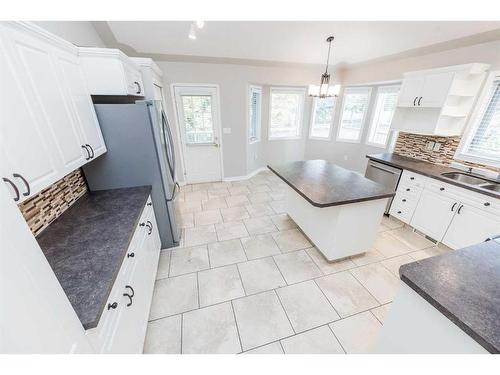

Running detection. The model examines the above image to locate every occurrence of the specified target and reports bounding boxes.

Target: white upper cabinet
[392,63,490,136]
[79,48,144,96]
[130,57,164,100]
[0,22,106,203]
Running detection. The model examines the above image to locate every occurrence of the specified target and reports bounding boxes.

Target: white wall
[305,39,500,173]
[33,21,105,47]
[157,61,322,180]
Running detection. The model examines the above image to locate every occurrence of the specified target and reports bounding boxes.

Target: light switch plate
[223,128,231,134]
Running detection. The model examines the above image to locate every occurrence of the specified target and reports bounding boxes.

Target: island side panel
[284,187,387,261]
[375,282,489,354]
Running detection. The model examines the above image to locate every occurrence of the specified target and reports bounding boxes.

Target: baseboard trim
[223,167,269,182]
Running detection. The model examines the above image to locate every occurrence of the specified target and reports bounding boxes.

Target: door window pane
[269,88,305,139]
[337,87,371,142]
[367,86,400,146]
[181,95,214,144]
[310,97,336,139]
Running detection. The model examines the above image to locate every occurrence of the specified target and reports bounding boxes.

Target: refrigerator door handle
[167,182,180,202]
[161,110,176,181]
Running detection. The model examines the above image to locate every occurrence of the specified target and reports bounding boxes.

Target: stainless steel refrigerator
[83,100,179,248]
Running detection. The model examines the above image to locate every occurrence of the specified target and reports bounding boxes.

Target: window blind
[465,77,500,159]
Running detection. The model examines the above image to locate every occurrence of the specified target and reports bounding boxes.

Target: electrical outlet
[426,141,435,151]
[433,142,441,152]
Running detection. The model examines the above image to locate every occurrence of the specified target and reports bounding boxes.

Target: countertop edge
[84,186,151,330]
[399,268,497,354]
[267,165,395,207]
[366,154,500,199]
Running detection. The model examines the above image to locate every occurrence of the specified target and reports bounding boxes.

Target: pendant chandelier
[308,36,340,98]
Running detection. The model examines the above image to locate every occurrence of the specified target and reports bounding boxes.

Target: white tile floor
[144,170,452,354]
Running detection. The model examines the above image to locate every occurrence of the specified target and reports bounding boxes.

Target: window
[366,85,400,147]
[457,72,500,167]
[269,87,305,140]
[309,97,336,139]
[248,85,262,143]
[336,87,371,142]
[181,94,214,144]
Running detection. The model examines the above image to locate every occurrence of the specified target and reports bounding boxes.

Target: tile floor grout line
[180,312,184,354]
[349,268,386,306]
[312,278,342,321]
[327,323,347,354]
[230,300,244,353]
[273,289,296,335]
[270,256,289,286]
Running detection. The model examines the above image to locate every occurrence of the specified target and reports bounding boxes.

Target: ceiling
[104,21,500,66]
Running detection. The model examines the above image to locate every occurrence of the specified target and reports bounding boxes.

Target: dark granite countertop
[37,186,151,329]
[367,153,500,199]
[400,240,500,353]
[268,160,395,207]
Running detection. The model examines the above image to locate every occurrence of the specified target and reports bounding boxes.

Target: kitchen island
[268,160,395,261]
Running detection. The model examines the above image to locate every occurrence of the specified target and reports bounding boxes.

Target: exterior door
[173,85,222,183]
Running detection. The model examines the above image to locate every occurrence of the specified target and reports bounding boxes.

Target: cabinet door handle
[147,202,152,206]
[82,145,91,160]
[413,97,417,106]
[125,285,135,297]
[457,204,464,214]
[127,252,135,258]
[3,177,20,201]
[146,220,153,235]
[451,202,457,211]
[107,302,118,310]
[123,293,133,307]
[139,222,146,227]
[85,144,94,159]
[418,97,422,106]
[134,81,141,94]
[13,173,30,197]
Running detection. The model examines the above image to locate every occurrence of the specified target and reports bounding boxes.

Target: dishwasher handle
[367,162,399,175]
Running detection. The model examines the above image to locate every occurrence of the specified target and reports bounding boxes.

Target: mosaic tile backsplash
[18,169,88,237]
[394,132,500,173]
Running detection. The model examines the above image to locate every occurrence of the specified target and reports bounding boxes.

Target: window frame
[455,71,500,168]
[248,85,263,144]
[365,85,401,148]
[268,86,306,141]
[308,96,337,141]
[335,86,372,143]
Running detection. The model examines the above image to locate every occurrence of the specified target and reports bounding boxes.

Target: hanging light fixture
[308,36,340,98]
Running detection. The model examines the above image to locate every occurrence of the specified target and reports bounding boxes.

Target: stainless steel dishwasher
[365,160,402,214]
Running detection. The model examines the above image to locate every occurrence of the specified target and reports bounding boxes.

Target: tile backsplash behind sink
[394,132,500,174]
[18,169,88,237]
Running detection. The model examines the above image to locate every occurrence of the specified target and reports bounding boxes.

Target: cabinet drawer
[389,204,413,224]
[400,170,427,188]
[393,191,419,212]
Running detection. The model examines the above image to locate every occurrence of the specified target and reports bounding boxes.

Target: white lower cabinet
[442,203,500,249]
[392,169,500,249]
[86,197,161,353]
[410,189,458,241]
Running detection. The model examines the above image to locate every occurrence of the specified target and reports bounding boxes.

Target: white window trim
[455,71,500,168]
[335,86,372,143]
[365,85,400,148]
[309,96,336,141]
[248,85,262,144]
[268,86,306,141]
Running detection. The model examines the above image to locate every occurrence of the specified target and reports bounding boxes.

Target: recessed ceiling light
[195,21,205,29]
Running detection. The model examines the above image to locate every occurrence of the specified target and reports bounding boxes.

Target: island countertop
[400,239,500,353]
[36,186,151,329]
[268,160,395,207]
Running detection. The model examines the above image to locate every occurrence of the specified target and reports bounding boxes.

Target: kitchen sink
[440,172,490,185]
[481,183,500,193]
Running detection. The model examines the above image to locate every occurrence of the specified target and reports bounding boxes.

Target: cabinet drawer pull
[13,173,30,197]
[147,202,152,206]
[397,210,402,214]
[3,177,20,201]
[410,177,415,180]
[451,202,457,212]
[139,222,146,227]
[440,187,445,191]
[107,302,118,310]
[123,293,133,307]
[484,202,490,207]
[85,144,94,159]
[418,97,422,106]
[457,204,464,214]
[406,188,410,192]
[134,81,141,94]
[402,199,407,202]
[82,145,91,160]
[127,252,135,258]
[125,285,135,297]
